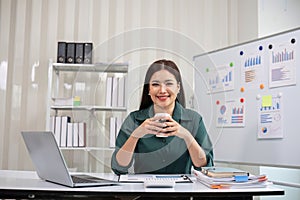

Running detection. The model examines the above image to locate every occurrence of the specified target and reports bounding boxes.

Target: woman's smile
[157,95,169,101]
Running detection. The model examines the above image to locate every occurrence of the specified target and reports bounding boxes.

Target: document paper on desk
[118,174,192,183]
[193,169,271,189]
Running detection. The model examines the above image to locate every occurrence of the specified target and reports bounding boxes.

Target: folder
[193,168,269,189]
[201,167,249,178]
[75,43,84,64]
[117,76,126,107]
[73,122,79,147]
[105,77,113,107]
[66,43,75,63]
[54,116,62,145]
[49,116,55,133]
[78,122,86,147]
[111,77,118,107]
[83,43,93,64]
[57,42,67,63]
[60,116,71,147]
[67,123,73,147]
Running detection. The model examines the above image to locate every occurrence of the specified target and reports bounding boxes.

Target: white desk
[0,170,284,199]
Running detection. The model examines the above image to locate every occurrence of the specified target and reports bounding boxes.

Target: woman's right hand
[131,117,167,138]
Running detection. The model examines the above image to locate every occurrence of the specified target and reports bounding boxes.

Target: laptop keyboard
[71,175,97,183]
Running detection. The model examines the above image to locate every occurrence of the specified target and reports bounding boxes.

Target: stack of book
[105,76,126,108]
[192,167,270,189]
[49,116,86,148]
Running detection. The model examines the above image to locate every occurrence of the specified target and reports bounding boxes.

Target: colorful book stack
[193,167,270,189]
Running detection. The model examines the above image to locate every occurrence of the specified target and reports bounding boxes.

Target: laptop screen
[21,131,74,186]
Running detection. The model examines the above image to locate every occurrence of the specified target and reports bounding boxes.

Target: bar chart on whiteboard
[269,43,296,88]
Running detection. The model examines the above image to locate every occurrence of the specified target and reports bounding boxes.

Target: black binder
[75,43,84,64]
[66,43,75,63]
[84,43,93,64]
[57,42,67,63]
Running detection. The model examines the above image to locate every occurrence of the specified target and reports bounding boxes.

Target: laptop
[21,131,118,187]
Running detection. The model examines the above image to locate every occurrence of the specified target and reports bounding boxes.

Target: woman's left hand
[161,116,190,139]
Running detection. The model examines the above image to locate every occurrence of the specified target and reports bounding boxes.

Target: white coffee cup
[154,113,170,137]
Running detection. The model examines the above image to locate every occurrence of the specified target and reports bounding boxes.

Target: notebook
[21,131,118,187]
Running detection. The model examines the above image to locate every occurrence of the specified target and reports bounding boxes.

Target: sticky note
[262,95,272,107]
[234,175,249,182]
[73,96,81,106]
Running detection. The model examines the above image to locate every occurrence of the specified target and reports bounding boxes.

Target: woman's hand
[156,115,190,139]
[131,117,167,138]
[132,115,191,139]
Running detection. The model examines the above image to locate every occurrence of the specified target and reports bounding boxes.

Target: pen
[211,184,230,189]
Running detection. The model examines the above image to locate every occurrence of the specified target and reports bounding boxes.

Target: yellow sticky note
[262,95,272,107]
[73,96,81,106]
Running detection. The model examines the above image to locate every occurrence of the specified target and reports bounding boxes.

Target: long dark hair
[139,59,186,110]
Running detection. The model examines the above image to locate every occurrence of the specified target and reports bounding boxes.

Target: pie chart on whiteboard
[220,105,226,115]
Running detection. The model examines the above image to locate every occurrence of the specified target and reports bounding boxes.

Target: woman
[111,59,213,175]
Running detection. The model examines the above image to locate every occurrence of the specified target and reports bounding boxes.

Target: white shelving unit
[51,105,127,112]
[46,60,129,173]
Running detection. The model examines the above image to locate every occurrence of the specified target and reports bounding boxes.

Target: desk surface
[0,170,284,199]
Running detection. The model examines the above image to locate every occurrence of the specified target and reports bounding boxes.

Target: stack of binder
[192,167,270,189]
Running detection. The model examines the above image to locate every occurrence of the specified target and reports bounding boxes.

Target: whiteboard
[193,28,300,168]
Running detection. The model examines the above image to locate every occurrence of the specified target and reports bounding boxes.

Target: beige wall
[0,0,259,171]
[258,0,300,37]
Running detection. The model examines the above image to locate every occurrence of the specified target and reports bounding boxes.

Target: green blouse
[111,102,214,175]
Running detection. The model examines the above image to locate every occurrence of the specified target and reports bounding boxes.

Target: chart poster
[257,94,283,139]
[205,63,234,94]
[216,98,245,127]
[240,45,266,89]
[269,40,296,88]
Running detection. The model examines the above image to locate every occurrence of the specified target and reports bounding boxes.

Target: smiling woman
[111,59,214,175]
